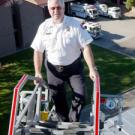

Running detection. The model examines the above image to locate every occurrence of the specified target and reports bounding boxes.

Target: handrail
[8,74,46,135]
[92,76,101,135]
[8,74,28,135]
[8,74,101,135]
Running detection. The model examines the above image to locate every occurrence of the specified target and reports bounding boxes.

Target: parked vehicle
[95,3,108,16]
[108,7,121,19]
[81,20,102,39]
[95,3,121,19]
[70,2,98,20]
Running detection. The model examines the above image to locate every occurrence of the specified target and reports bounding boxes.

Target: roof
[0,0,75,6]
[104,107,135,135]
[25,0,47,6]
[0,0,10,5]
[83,22,100,28]
[25,0,75,6]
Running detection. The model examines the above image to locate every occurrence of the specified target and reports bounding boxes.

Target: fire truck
[107,7,121,19]
[8,74,129,135]
[70,2,98,20]
[81,20,102,39]
[95,2,121,19]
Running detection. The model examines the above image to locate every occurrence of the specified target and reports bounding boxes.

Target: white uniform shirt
[31,16,93,65]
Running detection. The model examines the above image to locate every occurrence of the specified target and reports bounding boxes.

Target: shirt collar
[50,15,67,27]
[48,16,70,33]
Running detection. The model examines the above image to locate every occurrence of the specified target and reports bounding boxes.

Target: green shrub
[125,0,135,10]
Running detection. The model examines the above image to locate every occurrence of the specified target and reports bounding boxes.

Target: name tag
[45,26,53,35]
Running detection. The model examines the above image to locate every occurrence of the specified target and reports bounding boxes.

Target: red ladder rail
[93,76,101,135]
[8,74,28,135]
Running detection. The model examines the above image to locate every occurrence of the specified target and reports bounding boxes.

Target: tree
[125,0,135,10]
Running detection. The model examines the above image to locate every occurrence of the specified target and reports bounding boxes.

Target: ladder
[7,74,103,135]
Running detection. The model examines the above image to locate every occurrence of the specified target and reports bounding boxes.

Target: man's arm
[82,45,98,81]
[33,50,43,82]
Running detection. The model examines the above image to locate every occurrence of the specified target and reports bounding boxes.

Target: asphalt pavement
[93,16,135,58]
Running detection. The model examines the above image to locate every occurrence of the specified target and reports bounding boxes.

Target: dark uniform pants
[45,57,85,122]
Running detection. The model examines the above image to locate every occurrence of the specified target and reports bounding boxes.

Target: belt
[47,56,81,73]
[55,65,64,72]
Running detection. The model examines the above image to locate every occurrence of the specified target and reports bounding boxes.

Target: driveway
[93,16,135,58]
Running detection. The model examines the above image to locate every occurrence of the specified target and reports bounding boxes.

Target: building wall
[0,0,76,57]
[0,6,16,57]
[14,1,45,48]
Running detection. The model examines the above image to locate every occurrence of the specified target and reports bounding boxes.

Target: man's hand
[89,67,99,82]
[34,73,43,85]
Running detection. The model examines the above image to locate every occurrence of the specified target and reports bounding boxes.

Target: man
[31,0,98,122]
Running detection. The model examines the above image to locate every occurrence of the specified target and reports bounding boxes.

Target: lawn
[0,45,135,135]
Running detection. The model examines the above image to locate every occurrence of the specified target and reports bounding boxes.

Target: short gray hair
[48,0,65,7]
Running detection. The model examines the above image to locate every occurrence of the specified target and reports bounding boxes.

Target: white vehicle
[70,2,98,20]
[81,20,102,39]
[108,7,121,19]
[95,3,108,16]
[95,3,121,19]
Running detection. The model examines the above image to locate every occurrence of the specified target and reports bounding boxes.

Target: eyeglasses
[50,6,62,10]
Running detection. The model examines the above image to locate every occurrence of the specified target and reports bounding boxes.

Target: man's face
[48,0,65,23]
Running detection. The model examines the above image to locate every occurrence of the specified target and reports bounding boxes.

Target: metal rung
[30,128,50,134]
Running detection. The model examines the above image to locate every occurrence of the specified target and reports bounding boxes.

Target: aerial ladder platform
[8,74,126,135]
